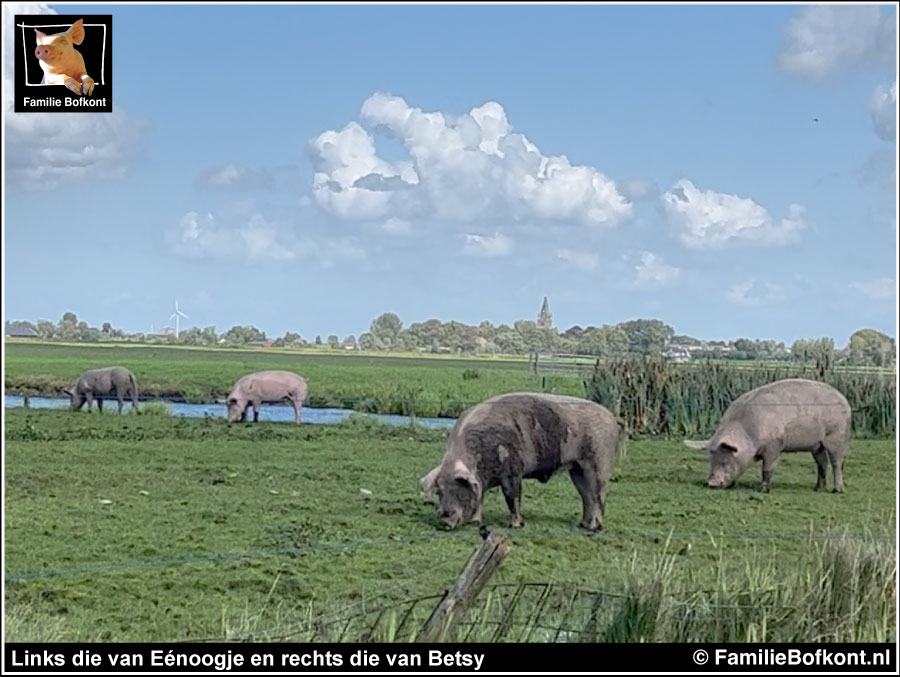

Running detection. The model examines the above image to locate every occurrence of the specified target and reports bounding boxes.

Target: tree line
[4,312,895,368]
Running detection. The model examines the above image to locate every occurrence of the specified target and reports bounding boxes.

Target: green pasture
[4,410,895,643]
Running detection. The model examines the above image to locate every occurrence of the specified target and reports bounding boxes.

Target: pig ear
[62,388,72,397]
[420,467,440,499]
[718,442,738,454]
[34,29,46,41]
[68,19,85,45]
[452,460,480,492]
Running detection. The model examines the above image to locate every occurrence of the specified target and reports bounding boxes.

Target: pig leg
[239,405,248,422]
[80,74,95,96]
[252,401,261,423]
[569,463,603,530]
[291,395,303,424]
[62,75,84,96]
[760,446,780,492]
[96,397,103,413]
[812,446,828,491]
[823,435,845,493]
[117,394,125,414]
[85,392,94,412]
[500,474,524,528]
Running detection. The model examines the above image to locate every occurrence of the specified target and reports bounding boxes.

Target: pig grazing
[421,393,626,531]
[34,19,95,96]
[64,367,139,414]
[226,371,308,424]
[686,378,851,493]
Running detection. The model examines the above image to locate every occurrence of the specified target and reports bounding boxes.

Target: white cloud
[662,179,807,250]
[309,93,633,228]
[380,217,412,236]
[870,80,897,142]
[778,5,896,79]
[726,279,786,307]
[3,4,146,191]
[170,211,296,263]
[557,248,599,271]
[463,233,513,258]
[195,164,276,190]
[633,251,680,288]
[850,277,895,301]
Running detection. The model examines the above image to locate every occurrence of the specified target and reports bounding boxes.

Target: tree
[343,335,357,349]
[36,319,57,339]
[358,332,376,350]
[327,334,340,349]
[495,330,527,354]
[370,312,403,346]
[102,322,113,335]
[222,325,265,345]
[315,335,322,345]
[616,319,675,355]
[847,329,895,367]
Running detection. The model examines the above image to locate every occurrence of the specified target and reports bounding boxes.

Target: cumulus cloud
[557,248,599,271]
[633,251,680,288]
[194,164,276,191]
[170,211,296,263]
[850,277,895,301]
[3,3,146,191]
[462,233,513,257]
[309,93,633,228]
[726,279,786,307]
[870,80,897,142]
[662,179,807,250]
[778,5,896,79]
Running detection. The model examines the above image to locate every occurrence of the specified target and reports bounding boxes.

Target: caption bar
[5,643,896,673]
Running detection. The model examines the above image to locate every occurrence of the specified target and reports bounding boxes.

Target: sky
[2,2,897,346]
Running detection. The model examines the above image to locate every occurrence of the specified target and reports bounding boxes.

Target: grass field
[4,342,579,417]
[5,409,895,643]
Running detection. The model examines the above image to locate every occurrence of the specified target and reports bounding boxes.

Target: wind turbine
[169,300,188,339]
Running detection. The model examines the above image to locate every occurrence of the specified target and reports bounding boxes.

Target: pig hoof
[83,78,95,96]
[815,485,826,492]
[509,518,523,528]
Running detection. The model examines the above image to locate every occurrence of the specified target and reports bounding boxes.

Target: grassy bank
[4,342,580,417]
[5,409,894,642]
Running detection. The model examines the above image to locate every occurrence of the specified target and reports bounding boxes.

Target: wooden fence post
[419,530,512,643]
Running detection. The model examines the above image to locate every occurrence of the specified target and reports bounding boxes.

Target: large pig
[63,367,139,414]
[225,371,308,424]
[421,393,626,531]
[34,18,95,96]
[685,378,851,493]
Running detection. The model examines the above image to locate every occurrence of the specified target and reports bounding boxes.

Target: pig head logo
[34,18,94,96]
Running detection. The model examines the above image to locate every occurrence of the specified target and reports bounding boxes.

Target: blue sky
[3,3,897,345]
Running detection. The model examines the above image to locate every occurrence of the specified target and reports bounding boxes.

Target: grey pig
[226,371,308,424]
[63,366,139,414]
[685,378,851,492]
[421,393,626,531]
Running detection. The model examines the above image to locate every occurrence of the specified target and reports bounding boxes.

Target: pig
[421,393,626,531]
[63,367,139,414]
[33,18,94,96]
[225,371,308,424]
[685,378,852,493]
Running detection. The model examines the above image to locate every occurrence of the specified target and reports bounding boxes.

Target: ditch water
[4,395,457,429]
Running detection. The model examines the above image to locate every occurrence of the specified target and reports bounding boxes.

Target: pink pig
[34,18,94,96]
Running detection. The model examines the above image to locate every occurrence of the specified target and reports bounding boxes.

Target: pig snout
[438,510,462,530]
[34,45,57,62]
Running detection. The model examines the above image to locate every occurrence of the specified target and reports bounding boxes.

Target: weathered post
[419,530,512,643]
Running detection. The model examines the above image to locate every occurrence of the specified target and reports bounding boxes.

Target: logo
[13,14,113,113]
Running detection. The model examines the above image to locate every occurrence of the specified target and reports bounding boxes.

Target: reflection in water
[4,396,455,428]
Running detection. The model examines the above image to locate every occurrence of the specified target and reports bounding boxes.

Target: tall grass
[586,357,896,437]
